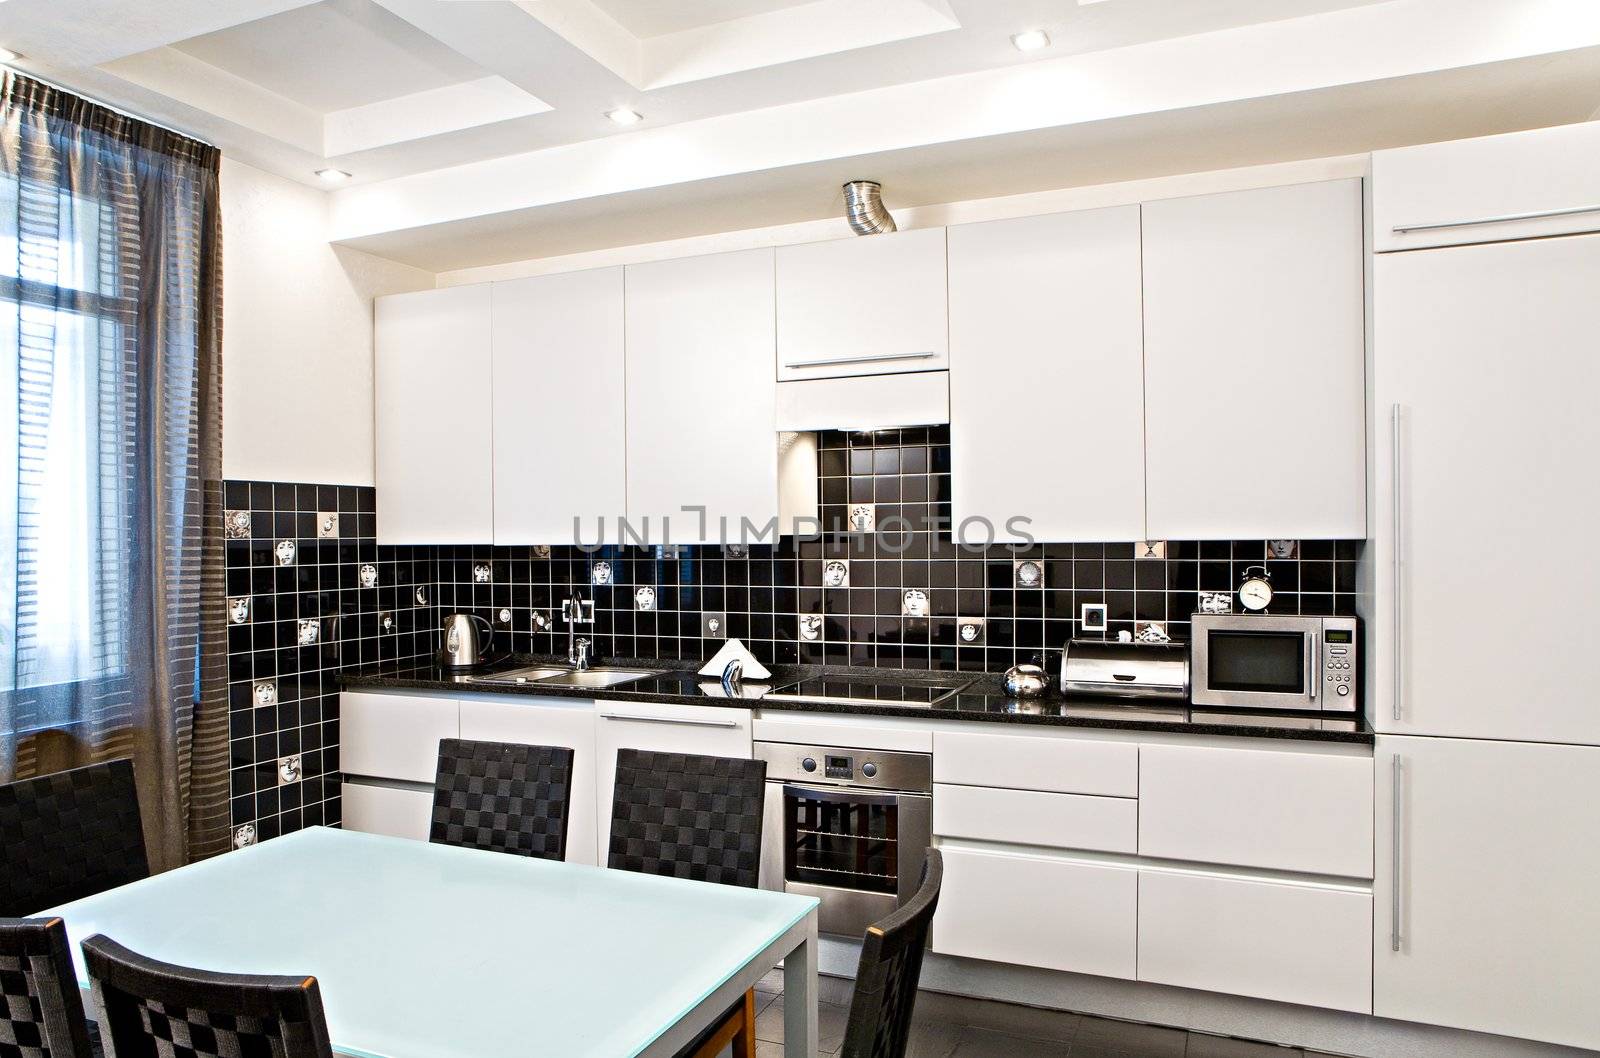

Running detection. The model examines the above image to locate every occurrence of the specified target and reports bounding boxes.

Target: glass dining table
[39,826,822,1057]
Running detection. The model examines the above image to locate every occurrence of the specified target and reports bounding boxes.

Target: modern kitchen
[2,3,1598,1058]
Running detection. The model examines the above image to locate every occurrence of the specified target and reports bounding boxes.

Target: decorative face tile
[276,754,302,786]
[1080,603,1108,633]
[1267,539,1299,559]
[415,586,430,606]
[317,511,339,539]
[591,560,613,586]
[634,586,656,612]
[799,613,824,642]
[297,618,320,646]
[498,607,513,625]
[228,596,251,625]
[958,618,986,644]
[702,612,726,639]
[902,588,929,618]
[849,504,876,533]
[379,611,395,633]
[1014,558,1044,588]
[359,563,378,588]
[252,681,277,708]
[233,823,257,849]
[1135,621,1172,644]
[822,559,850,588]
[473,563,492,583]
[1137,540,1167,561]
[532,544,552,559]
[724,543,748,558]
[274,539,296,566]
[225,509,252,539]
[1199,591,1233,615]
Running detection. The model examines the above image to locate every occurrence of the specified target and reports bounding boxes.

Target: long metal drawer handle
[597,713,740,729]
[1392,202,1600,234]
[1391,754,1403,952]
[1391,404,1404,722]
[783,351,936,369]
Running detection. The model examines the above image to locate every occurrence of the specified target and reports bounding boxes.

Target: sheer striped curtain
[0,71,228,868]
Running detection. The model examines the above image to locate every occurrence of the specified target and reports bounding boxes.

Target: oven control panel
[754,742,932,793]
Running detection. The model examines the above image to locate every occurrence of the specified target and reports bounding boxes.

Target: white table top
[42,826,818,1058]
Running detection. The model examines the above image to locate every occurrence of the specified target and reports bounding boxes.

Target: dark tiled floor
[740,971,1346,1057]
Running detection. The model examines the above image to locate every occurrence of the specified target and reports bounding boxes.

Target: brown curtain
[0,71,228,868]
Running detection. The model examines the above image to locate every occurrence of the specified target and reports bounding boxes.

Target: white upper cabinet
[375,285,494,544]
[491,268,626,545]
[1373,122,1600,252]
[625,249,779,545]
[948,206,1146,543]
[1371,234,1600,743]
[776,227,947,380]
[1142,180,1366,540]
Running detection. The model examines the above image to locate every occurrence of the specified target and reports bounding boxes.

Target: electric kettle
[439,612,493,669]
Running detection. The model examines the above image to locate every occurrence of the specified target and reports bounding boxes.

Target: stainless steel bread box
[1061,640,1190,700]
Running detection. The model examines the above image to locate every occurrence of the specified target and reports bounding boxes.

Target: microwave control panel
[1321,619,1360,706]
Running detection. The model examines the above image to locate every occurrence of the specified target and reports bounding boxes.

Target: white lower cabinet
[459,695,599,865]
[341,781,434,842]
[1137,870,1372,1014]
[932,846,1137,980]
[933,784,1136,854]
[340,692,459,783]
[593,700,754,864]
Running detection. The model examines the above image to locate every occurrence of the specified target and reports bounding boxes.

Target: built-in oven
[754,741,932,939]
[1191,613,1360,712]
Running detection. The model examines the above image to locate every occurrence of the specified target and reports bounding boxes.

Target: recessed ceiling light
[1010,29,1050,52]
[315,168,351,183]
[606,108,643,126]
[0,49,21,64]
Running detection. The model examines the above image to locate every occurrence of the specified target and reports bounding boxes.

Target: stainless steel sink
[532,668,659,689]
[466,665,570,686]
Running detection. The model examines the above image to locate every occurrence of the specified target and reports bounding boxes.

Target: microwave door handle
[1308,632,1320,705]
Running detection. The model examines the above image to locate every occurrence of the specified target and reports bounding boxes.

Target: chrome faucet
[563,595,595,670]
[572,637,592,671]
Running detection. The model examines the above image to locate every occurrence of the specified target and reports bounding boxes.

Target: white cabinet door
[339,692,459,783]
[1375,736,1600,1050]
[1138,869,1372,1014]
[933,784,1136,854]
[491,269,625,545]
[593,701,754,864]
[625,249,777,545]
[458,695,600,865]
[1371,236,1600,743]
[341,781,434,842]
[777,228,947,380]
[1142,180,1365,539]
[948,206,1146,543]
[933,730,1138,798]
[375,286,494,544]
[932,846,1137,980]
[1373,122,1600,252]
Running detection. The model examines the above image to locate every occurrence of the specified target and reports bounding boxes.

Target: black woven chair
[607,749,767,1058]
[0,760,149,917]
[0,917,96,1058]
[429,738,575,860]
[82,934,334,1058]
[839,849,944,1058]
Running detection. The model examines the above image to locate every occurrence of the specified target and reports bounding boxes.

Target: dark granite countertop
[340,655,1373,745]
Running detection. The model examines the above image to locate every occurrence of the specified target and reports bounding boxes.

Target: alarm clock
[1238,566,1273,611]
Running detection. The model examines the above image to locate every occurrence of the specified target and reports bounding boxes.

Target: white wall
[221,158,434,485]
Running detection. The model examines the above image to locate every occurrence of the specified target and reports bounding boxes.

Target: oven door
[1192,615,1321,710]
[760,782,931,938]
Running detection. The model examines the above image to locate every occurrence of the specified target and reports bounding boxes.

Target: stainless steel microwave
[1191,614,1359,712]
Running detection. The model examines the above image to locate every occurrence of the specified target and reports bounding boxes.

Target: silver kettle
[439,613,493,669]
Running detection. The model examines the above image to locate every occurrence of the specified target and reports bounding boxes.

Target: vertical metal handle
[1307,633,1320,704]
[1390,404,1404,722]
[1390,753,1403,952]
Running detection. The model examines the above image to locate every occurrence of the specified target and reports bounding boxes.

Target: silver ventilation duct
[842,180,897,235]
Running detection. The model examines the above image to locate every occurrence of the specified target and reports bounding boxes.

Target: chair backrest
[0,759,149,916]
[607,749,766,888]
[430,738,575,861]
[82,934,335,1058]
[0,917,95,1058]
[839,848,944,1058]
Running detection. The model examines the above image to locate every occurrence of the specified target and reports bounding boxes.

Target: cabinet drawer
[341,781,433,842]
[1139,744,1373,877]
[933,730,1136,796]
[1138,870,1372,1014]
[933,846,1136,980]
[933,784,1135,854]
[340,692,459,783]
[1373,123,1600,251]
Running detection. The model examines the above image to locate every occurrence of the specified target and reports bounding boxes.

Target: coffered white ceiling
[5,0,1600,270]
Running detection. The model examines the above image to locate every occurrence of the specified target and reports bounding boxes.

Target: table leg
[782,912,819,1057]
